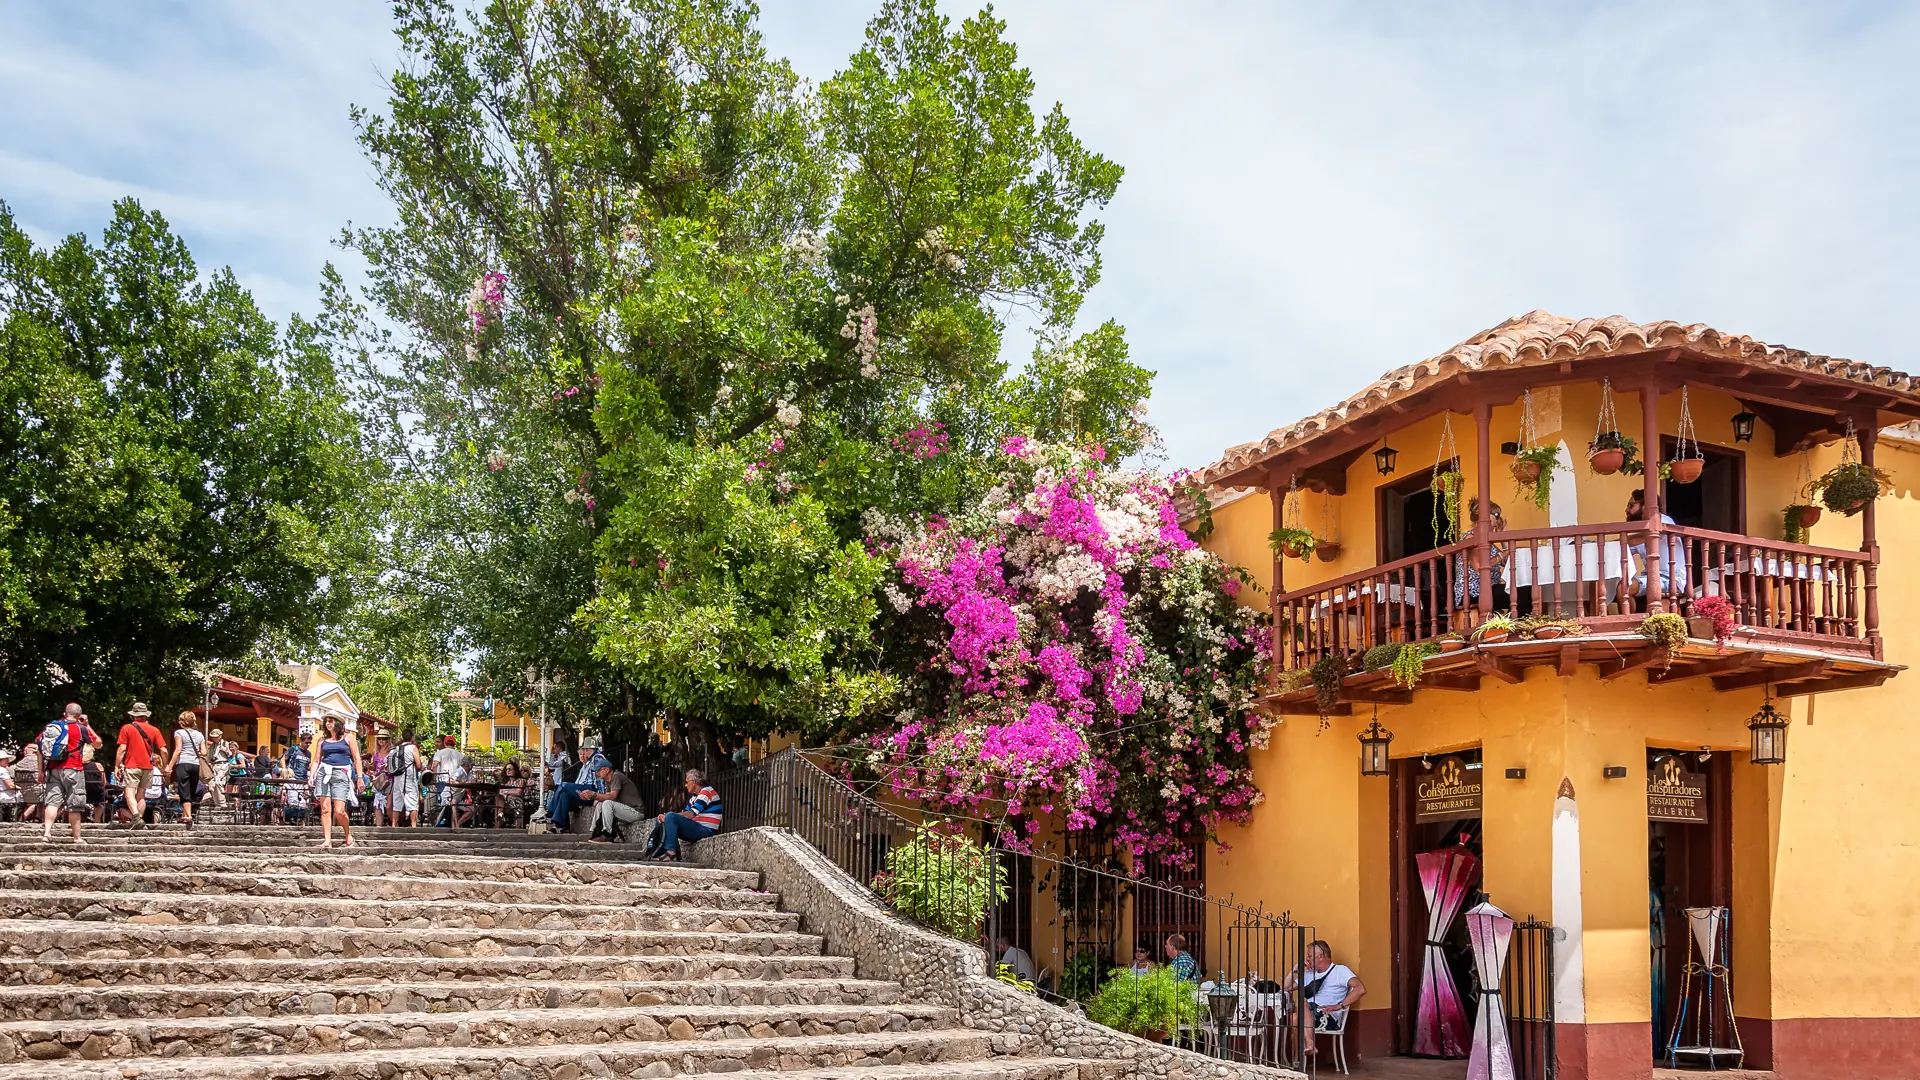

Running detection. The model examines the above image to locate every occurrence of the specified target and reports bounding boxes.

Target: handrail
[1663,523,1870,561]
[1276,538,1472,604]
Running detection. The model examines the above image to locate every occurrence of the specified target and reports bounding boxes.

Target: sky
[5,1,1919,472]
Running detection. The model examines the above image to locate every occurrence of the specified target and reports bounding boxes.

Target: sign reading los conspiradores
[1648,757,1709,823]
[1414,755,1483,822]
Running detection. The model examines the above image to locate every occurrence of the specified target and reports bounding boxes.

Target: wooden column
[1860,422,1882,657]
[1270,480,1286,683]
[1640,384,1665,613]
[1474,404,1494,617]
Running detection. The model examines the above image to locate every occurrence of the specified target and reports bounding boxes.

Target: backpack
[386,744,410,776]
[284,744,310,781]
[39,722,77,766]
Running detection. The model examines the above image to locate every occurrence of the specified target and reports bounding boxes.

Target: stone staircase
[0,825,1126,1080]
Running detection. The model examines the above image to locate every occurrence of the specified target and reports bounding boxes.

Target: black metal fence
[1505,917,1557,1080]
[713,747,1316,1072]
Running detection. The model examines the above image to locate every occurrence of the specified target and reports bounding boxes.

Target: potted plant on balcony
[1511,390,1559,510]
[1665,386,1707,483]
[1586,378,1642,475]
[1686,596,1736,649]
[1516,615,1587,640]
[1268,526,1317,561]
[1640,611,1689,656]
[1310,654,1347,717]
[1782,502,1820,543]
[1472,612,1515,644]
[1809,461,1893,517]
[1390,641,1442,689]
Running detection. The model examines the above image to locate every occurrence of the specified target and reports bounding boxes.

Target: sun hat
[127,703,152,717]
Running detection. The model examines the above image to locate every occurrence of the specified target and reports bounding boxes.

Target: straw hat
[127,702,152,717]
[209,728,224,739]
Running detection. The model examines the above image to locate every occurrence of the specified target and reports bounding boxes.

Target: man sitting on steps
[649,769,722,861]
[584,761,644,843]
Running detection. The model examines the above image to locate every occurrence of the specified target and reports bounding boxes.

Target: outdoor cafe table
[441,780,502,827]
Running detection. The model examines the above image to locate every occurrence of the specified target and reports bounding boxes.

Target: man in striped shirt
[652,768,721,860]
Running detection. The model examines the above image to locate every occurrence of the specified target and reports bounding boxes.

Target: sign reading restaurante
[1414,755,1483,822]
[1647,757,1709,823]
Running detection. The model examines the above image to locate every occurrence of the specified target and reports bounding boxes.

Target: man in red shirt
[40,703,102,844]
[114,703,166,826]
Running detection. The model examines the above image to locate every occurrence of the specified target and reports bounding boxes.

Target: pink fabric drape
[1414,847,1477,1058]
[1465,900,1516,1080]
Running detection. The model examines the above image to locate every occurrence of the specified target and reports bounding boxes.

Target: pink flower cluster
[893,422,949,459]
[467,271,507,332]
[871,440,1273,864]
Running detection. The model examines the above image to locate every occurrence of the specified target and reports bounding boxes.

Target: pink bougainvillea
[869,440,1272,867]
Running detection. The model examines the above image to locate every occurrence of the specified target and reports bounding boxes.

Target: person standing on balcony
[1621,489,1689,607]
[1453,499,1526,615]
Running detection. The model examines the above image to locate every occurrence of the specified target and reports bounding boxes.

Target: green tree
[0,199,370,737]
[342,0,1150,761]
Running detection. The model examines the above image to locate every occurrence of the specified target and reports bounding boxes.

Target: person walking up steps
[39,703,101,844]
[113,703,166,828]
[308,717,364,848]
[387,731,423,827]
[161,711,207,829]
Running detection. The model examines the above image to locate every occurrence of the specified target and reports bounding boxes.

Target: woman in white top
[162,711,208,828]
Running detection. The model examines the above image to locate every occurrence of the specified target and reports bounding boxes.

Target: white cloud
[6,0,1918,470]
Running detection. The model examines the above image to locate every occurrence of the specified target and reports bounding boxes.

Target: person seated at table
[277,767,312,826]
[1452,499,1531,616]
[445,755,479,829]
[994,935,1037,981]
[1163,933,1198,982]
[494,760,529,827]
[1129,941,1155,976]
[1620,488,1689,608]
[1284,939,1366,1038]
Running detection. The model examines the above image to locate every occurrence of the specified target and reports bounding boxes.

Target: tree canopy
[0,199,369,735]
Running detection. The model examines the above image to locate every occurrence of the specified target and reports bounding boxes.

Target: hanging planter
[1267,481,1317,560]
[1783,451,1821,542]
[1510,389,1560,511]
[1431,416,1463,544]
[1809,422,1892,516]
[1666,386,1706,483]
[1586,378,1642,475]
[1315,491,1344,561]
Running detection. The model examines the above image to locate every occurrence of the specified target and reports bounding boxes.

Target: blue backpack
[284,745,310,782]
[39,722,79,765]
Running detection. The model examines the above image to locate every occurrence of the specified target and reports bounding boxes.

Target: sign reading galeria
[1648,757,1709,823]
[1414,755,1483,822]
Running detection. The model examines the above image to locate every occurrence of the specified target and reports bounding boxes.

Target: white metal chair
[1314,1007,1350,1075]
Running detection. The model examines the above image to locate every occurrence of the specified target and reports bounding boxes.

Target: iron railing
[715,747,1315,1072]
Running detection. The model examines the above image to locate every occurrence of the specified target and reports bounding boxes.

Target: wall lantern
[1730,409,1758,443]
[1505,768,1527,780]
[1747,690,1789,765]
[1602,765,1628,779]
[1358,717,1394,776]
[1373,442,1399,476]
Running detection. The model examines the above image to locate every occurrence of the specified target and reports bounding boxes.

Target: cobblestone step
[0,919,824,962]
[0,1035,1100,1080]
[0,976,905,1022]
[0,851,760,890]
[0,1004,960,1062]
[0,890,800,934]
[0,838,659,863]
[0,951,856,987]
[0,867,774,908]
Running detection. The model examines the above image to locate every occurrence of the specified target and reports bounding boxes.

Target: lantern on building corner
[1359,714,1394,776]
[1730,409,1758,444]
[1373,441,1399,476]
[1747,689,1788,765]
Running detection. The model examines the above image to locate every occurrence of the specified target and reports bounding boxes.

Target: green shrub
[1361,642,1404,672]
[1390,642,1442,688]
[869,828,1008,940]
[1058,948,1108,1002]
[1085,965,1204,1039]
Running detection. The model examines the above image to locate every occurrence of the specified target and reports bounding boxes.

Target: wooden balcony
[1266,521,1895,711]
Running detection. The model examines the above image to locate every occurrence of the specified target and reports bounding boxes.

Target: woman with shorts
[162,712,207,828]
[307,717,363,848]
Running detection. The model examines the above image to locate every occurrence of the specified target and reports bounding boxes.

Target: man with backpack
[40,703,102,844]
[386,733,423,827]
[114,703,167,827]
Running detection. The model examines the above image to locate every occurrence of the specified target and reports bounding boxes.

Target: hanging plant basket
[1665,386,1706,484]
[1586,379,1641,475]
[1510,391,1560,511]
[1668,457,1705,484]
[1269,527,1316,561]
[1431,418,1463,544]
[1314,492,1343,562]
[1314,541,1344,562]
[1810,455,1892,517]
[1512,460,1542,484]
[1589,442,1626,475]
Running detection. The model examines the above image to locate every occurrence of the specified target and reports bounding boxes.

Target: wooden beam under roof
[1711,660,1830,692]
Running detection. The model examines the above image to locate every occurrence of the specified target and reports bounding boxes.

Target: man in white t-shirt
[993,935,1036,981]
[1286,939,1366,1038]
[429,737,464,826]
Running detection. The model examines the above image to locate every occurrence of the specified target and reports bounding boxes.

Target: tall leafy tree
[0,199,369,736]
[344,0,1150,760]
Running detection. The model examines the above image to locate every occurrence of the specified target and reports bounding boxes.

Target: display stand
[1667,905,1743,1070]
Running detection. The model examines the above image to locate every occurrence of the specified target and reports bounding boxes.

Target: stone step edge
[0,853,760,886]
[0,951,853,973]
[0,889,791,923]
[0,975,900,999]
[0,870,777,902]
[0,917,824,950]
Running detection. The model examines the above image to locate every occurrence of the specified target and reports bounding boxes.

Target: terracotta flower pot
[1278,541,1307,560]
[1791,505,1822,529]
[1476,628,1511,644]
[1512,460,1542,484]
[1315,542,1344,563]
[1529,625,1566,640]
[1687,617,1716,640]
[1589,449,1625,475]
[1139,1029,1169,1045]
[1439,638,1468,653]
[1668,458,1705,484]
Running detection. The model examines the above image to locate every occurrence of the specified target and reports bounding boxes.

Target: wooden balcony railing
[1273,523,1875,670]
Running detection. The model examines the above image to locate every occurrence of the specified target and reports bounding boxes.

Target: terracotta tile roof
[1196,310,1920,487]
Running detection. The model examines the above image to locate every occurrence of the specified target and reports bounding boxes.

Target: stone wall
[692,827,1302,1080]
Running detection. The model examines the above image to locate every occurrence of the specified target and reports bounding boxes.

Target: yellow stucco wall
[1198,392,1920,1034]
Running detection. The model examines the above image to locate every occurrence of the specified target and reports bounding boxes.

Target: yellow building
[1191,312,1920,1080]
[449,692,534,750]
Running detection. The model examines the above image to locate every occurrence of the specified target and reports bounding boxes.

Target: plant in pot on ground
[1809,462,1893,517]
[1511,444,1561,511]
[869,827,1009,940]
[1268,526,1318,561]
[1085,964,1205,1042]
[1688,596,1736,649]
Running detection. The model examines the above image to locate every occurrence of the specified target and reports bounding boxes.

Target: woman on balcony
[1452,499,1529,616]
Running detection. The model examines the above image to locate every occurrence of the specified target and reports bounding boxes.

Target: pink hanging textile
[1413,847,1477,1058]
[1465,900,1517,1080]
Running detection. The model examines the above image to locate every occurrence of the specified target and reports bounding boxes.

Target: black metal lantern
[1747,691,1788,765]
[1207,970,1239,1045]
[1731,409,1758,444]
[1358,717,1394,776]
[1373,442,1399,476]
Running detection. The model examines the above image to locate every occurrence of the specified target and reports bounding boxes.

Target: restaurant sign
[1414,756,1483,822]
[1648,758,1709,823]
